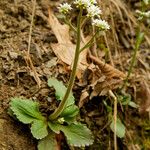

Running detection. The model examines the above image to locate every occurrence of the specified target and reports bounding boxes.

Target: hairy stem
[27,0,36,54]
[109,90,118,150]
[49,8,83,120]
[65,18,77,32]
[80,31,98,52]
[122,31,144,89]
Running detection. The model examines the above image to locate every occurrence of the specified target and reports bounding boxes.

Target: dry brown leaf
[48,8,88,73]
[78,56,126,105]
[79,90,89,108]
[137,81,150,114]
[89,55,125,96]
[48,7,126,105]
[89,55,126,79]
[24,51,41,88]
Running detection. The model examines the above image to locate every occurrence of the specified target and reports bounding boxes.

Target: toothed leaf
[48,122,94,147]
[128,101,139,108]
[48,121,60,134]
[31,120,48,139]
[110,118,125,138]
[48,78,74,106]
[38,133,58,150]
[60,105,79,124]
[60,105,79,118]
[10,98,44,124]
[61,123,94,147]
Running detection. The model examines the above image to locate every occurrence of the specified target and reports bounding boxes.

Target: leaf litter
[48,8,126,106]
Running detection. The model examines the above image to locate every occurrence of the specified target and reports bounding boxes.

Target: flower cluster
[90,0,97,4]
[74,0,90,8]
[143,0,150,5]
[92,19,110,30]
[136,10,150,18]
[58,3,72,14]
[74,0,97,8]
[87,5,102,17]
[58,0,110,30]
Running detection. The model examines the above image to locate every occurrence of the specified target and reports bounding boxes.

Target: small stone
[9,51,18,59]
[0,119,5,133]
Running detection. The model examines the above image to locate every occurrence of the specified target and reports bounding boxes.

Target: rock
[0,119,5,133]
[9,51,18,59]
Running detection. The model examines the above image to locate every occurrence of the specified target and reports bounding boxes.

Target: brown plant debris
[137,81,150,115]
[48,8,88,73]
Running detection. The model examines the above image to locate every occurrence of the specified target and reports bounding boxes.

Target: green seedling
[104,100,126,138]
[117,94,139,108]
[110,117,126,138]
[122,0,149,90]
[9,1,110,149]
[104,92,139,138]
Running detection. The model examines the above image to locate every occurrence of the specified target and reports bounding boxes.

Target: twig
[91,25,98,57]
[122,31,144,90]
[27,0,36,54]
[104,33,114,66]
[49,8,83,120]
[25,0,41,88]
[24,52,41,88]
[109,90,117,150]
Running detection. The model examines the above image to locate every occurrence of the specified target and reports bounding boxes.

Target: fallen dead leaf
[48,7,126,106]
[137,81,150,114]
[89,55,126,79]
[24,51,41,88]
[78,55,126,105]
[48,8,88,73]
[79,90,89,108]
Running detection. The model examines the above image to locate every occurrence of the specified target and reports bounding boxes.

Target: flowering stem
[49,8,83,120]
[81,17,89,28]
[122,30,144,90]
[80,31,99,52]
[65,18,77,32]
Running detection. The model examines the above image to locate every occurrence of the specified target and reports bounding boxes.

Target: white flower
[143,0,150,5]
[74,0,91,8]
[145,11,150,17]
[58,3,72,14]
[92,19,110,30]
[90,0,97,4]
[136,10,150,20]
[87,5,102,17]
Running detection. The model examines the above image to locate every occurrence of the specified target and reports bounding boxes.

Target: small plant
[10,78,93,149]
[122,0,150,89]
[103,93,139,139]
[103,100,126,138]
[9,0,110,149]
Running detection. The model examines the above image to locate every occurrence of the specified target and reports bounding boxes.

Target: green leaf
[103,101,112,113]
[135,32,144,50]
[48,122,94,147]
[60,105,79,124]
[118,95,138,108]
[110,118,125,138]
[61,123,94,147]
[48,121,60,134]
[120,95,131,105]
[31,120,48,139]
[48,78,74,106]
[128,101,139,108]
[10,98,44,124]
[60,105,79,118]
[38,133,57,150]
